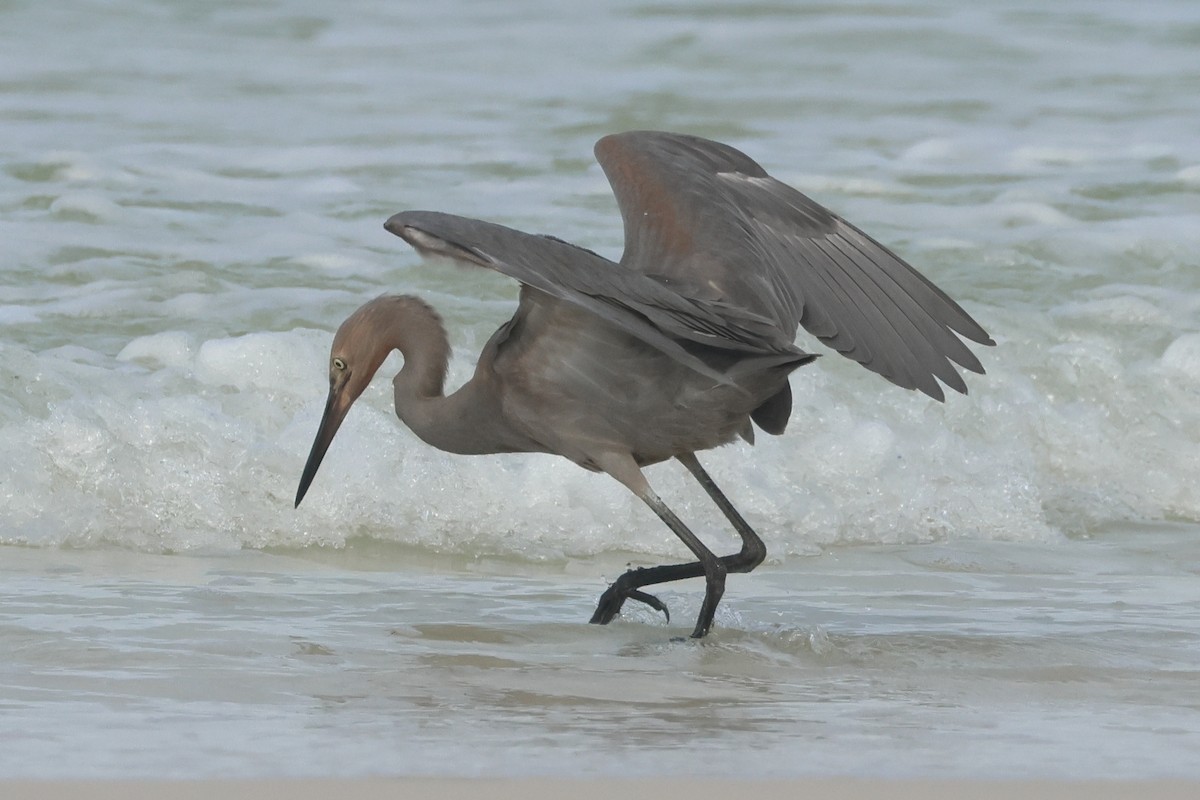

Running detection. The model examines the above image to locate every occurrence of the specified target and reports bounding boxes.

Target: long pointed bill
[295,385,354,508]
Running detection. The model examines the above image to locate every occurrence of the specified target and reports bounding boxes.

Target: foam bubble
[899,138,972,164]
[1161,333,1200,377]
[117,332,195,368]
[48,192,125,223]
[1052,295,1173,328]
[1178,165,1200,185]
[27,151,107,183]
[194,331,318,393]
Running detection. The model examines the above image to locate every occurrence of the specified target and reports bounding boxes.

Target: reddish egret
[295,131,993,638]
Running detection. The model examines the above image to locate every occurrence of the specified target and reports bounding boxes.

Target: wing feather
[594,130,994,400]
[384,211,811,386]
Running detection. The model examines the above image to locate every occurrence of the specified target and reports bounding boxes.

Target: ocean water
[3,0,1200,781]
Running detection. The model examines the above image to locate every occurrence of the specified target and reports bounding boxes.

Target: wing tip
[384,212,493,267]
[951,318,996,349]
[383,210,417,237]
[922,383,948,403]
[594,132,643,166]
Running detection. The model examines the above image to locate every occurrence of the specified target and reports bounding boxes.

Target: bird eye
[332,357,347,371]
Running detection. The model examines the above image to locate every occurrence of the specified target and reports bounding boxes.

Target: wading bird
[295,131,993,638]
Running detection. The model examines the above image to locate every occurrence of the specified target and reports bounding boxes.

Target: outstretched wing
[384,211,810,385]
[594,131,994,401]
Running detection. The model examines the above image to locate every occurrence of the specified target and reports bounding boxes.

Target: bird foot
[589,583,670,626]
[628,589,670,622]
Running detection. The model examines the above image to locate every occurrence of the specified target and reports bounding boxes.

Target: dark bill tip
[294,388,348,509]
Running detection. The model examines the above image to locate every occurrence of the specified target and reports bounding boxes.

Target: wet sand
[3,779,1197,800]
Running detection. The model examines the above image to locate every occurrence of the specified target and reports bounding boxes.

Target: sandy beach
[4,779,1199,800]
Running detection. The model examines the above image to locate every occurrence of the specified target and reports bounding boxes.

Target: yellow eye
[332,357,347,371]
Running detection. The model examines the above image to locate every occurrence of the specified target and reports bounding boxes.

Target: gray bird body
[295,131,994,638]
[480,286,811,470]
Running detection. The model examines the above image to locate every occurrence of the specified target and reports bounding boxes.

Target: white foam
[1161,333,1200,378]
[790,173,909,198]
[899,138,971,165]
[117,331,195,368]
[48,192,125,223]
[0,305,40,325]
[5,283,1199,557]
[30,150,108,183]
[1178,165,1200,185]
[1052,295,1173,328]
[193,331,319,393]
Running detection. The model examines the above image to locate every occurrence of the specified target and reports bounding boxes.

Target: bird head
[294,300,395,508]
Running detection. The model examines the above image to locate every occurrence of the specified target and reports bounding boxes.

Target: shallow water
[2,0,1200,781]
[5,530,1200,779]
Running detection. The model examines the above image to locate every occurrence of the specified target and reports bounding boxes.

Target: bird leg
[676,452,766,572]
[589,452,728,638]
[590,453,765,638]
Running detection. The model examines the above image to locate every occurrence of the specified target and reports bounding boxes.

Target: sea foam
[5,279,1196,559]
